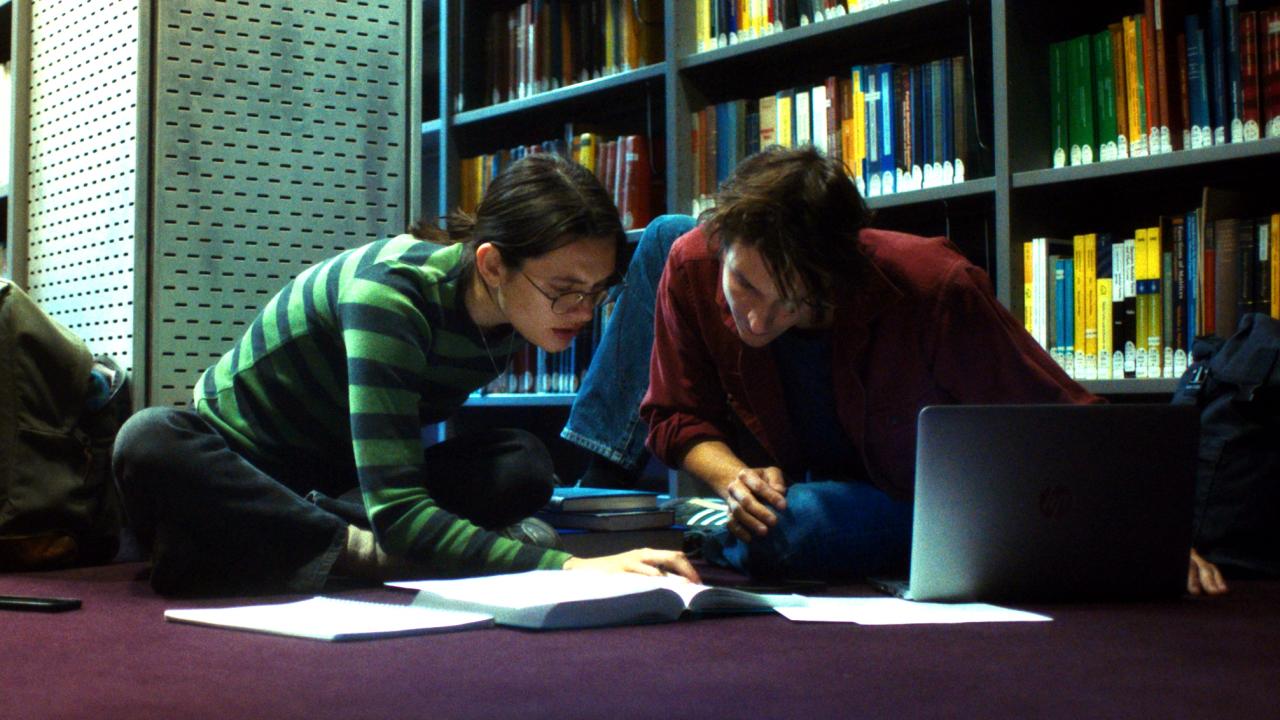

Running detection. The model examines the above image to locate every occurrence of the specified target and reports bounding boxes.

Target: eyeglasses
[520,270,621,315]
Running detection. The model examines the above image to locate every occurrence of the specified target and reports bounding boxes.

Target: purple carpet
[2,562,1277,719]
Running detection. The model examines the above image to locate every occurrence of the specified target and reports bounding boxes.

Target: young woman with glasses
[113,153,698,596]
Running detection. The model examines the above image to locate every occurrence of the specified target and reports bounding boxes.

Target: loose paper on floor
[774,597,1051,625]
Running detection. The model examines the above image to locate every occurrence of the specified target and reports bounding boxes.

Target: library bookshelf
[418,0,1280,402]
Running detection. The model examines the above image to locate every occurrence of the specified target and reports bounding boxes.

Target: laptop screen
[903,404,1197,603]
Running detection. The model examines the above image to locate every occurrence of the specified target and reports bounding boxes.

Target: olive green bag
[0,279,129,570]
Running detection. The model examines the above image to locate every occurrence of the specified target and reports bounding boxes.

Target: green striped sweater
[194,235,570,574]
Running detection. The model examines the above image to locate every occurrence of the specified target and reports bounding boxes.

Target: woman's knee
[486,428,556,509]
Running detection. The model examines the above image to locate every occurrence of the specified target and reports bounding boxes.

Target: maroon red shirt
[640,225,1099,500]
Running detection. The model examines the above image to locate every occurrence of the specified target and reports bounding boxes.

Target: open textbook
[391,570,802,630]
[164,596,493,641]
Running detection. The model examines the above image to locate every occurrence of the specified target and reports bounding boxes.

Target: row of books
[694,1,901,53]
[537,487,683,559]
[477,339,592,396]
[475,279,619,396]
[475,0,662,108]
[1050,2,1280,168]
[1023,195,1279,381]
[457,132,657,231]
[690,56,979,211]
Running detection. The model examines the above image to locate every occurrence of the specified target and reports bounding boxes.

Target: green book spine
[1050,40,1069,168]
[1066,34,1097,164]
[1092,30,1118,160]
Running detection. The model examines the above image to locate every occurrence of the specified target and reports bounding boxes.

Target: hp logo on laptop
[1039,485,1073,519]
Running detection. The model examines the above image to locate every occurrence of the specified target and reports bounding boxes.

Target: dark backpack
[1172,313,1280,577]
[0,279,131,570]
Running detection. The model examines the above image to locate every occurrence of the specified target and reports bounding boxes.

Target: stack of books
[537,487,683,557]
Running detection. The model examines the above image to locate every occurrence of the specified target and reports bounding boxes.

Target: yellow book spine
[604,0,616,74]
[1133,227,1149,377]
[1122,16,1143,153]
[1147,224,1163,375]
[1024,241,1035,336]
[1272,213,1279,320]
[1084,232,1097,365]
[851,68,865,183]
[777,94,793,148]
[1073,235,1085,357]
[576,133,597,172]
[696,0,708,52]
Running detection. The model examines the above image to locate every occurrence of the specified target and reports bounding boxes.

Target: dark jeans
[113,407,555,596]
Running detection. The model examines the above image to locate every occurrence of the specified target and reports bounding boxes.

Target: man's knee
[644,214,696,251]
[114,408,186,484]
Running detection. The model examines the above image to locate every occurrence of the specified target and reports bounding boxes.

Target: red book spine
[1154,0,1172,142]
[1241,11,1261,136]
[1141,4,1162,140]
[825,76,842,163]
[1177,31,1191,150]
[1261,10,1280,137]
[623,135,653,230]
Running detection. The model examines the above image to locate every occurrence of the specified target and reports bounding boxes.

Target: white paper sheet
[774,596,1051,625]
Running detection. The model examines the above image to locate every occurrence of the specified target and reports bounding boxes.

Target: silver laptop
[874,404,1198,603]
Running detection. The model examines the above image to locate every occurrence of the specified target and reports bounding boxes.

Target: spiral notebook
[164,596,493,641]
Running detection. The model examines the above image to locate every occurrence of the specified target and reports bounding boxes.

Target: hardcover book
[556,526,685,557]
[537,507,675,531]
[396,570,795,630]
[546,487,660,512]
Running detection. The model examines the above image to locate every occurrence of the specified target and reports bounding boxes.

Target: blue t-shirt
[772,328,866,481]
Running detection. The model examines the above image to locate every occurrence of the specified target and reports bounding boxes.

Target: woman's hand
[563,548,701,583]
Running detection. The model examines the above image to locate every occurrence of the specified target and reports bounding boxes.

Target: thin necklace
[476,278,504,377]
[478,324,503,377]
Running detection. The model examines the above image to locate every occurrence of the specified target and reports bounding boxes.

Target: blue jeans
[704,478,914,580]
[561,214,697,470]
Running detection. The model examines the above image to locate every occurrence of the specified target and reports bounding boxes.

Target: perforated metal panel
[149,0,410,406]
[23,0,140,371]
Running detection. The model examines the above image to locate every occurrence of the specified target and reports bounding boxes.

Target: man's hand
[721,466,788,542]
[563,549,701,584]
[1188,548,1228,596]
